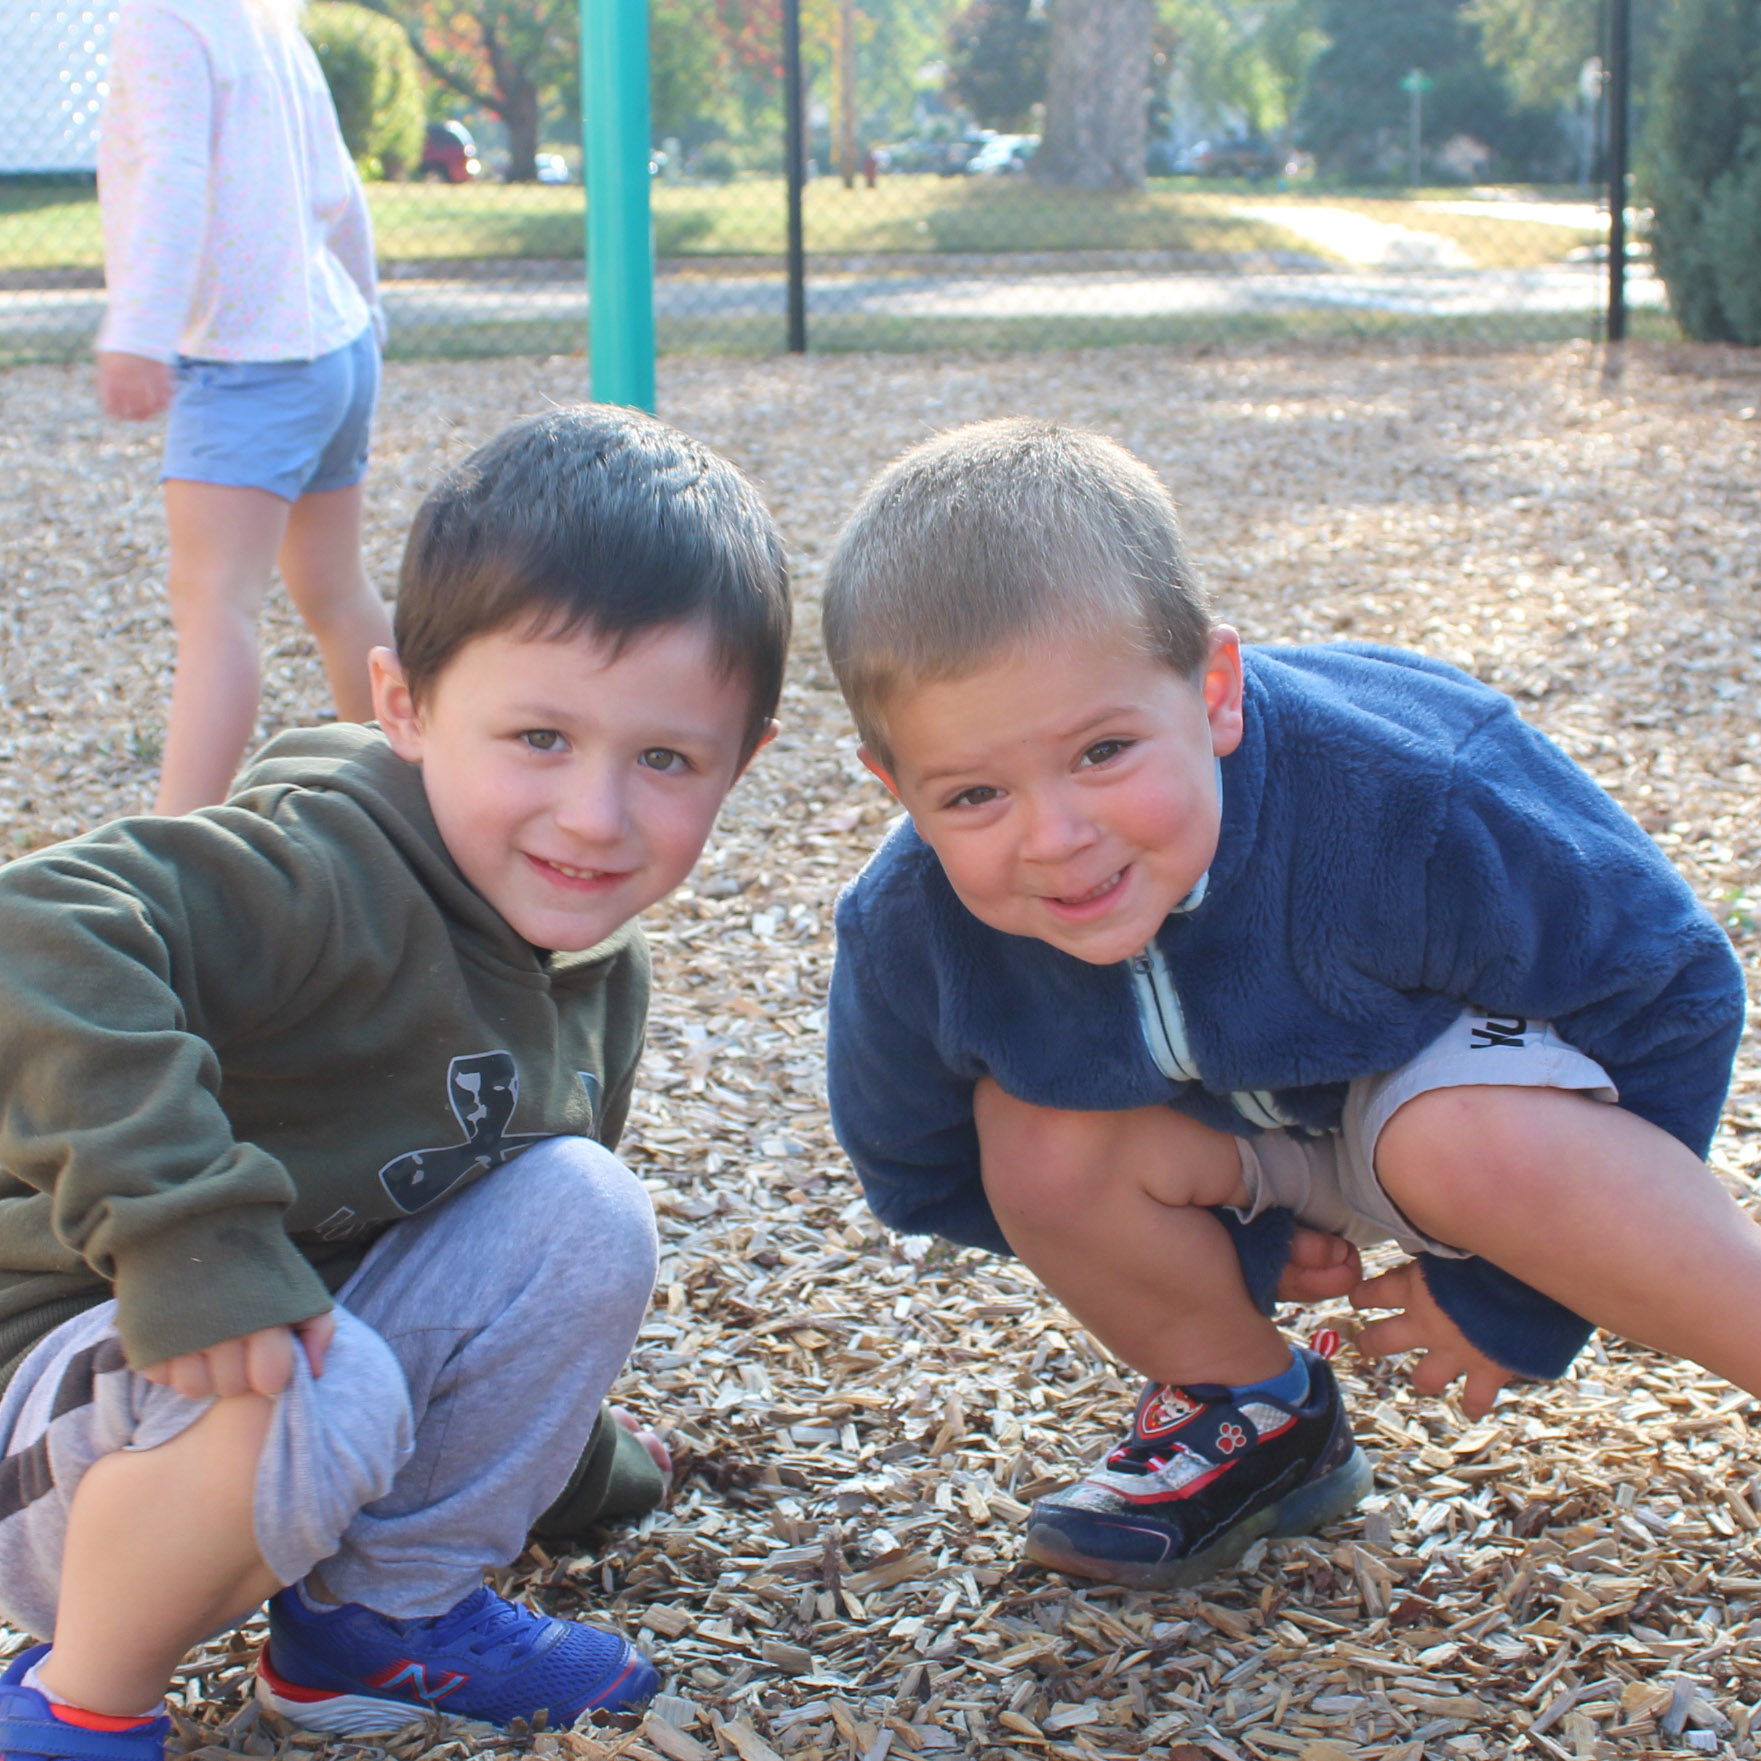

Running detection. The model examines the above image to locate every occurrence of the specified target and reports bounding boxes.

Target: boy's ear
[1201,626,1245,759]
[858,745,902,801]
[370,647,425,762]
[735,719,780,779]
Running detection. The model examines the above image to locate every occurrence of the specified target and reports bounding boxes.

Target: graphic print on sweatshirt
[377,1050,593,1214]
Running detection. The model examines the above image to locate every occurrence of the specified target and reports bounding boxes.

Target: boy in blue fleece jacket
[822,419,1750,1590]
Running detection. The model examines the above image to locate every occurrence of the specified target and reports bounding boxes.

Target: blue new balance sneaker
[255,1585,659,1735]
[0,1644,169,1761]
[1025,1345,1372,1590]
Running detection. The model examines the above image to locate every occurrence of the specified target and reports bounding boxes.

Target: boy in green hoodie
[0,406,789,1752]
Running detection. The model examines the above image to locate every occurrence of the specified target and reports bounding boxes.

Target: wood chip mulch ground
[2,338,1759,1761]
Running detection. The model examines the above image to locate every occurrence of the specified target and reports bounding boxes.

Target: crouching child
[822,418,1748,1591]
[0,406,789,1749]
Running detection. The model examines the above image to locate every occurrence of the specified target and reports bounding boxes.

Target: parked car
[965,133,1037,175]
[534,152,571,184]
[1178,137,1289,180]
[420,121,481,183]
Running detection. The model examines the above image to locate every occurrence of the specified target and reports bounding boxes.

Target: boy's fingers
[1349,1264,1417,1311]
[206,1341,254,1400]
[295,1311,337,1378]
[243,1328,296,1397]
[1351,1312,1425,1359]
[169,1354,216,1401]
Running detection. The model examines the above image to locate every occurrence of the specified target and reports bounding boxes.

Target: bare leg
[277,485,392,722]
[39,1394,281,1716]
[1376,1086,1761,1398]
[156,481,289,814]
[976,1078,1292,1387]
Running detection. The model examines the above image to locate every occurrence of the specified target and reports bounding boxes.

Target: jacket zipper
[1129,941,1292,1129]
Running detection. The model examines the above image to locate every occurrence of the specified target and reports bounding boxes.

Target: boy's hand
[142,1312,336,1400]
[1276,1226,1363,1304]
[1350,1261,1514,1419]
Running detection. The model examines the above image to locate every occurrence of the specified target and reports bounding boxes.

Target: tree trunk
[1032,0,1153,189]
[500,78,541,181]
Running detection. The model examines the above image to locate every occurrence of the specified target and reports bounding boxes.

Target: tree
[1159,0,1326,148]
[651,0,732,151]
[1033,0,1154,188]
[304,1,426,178]
[1641,0,1761,342]
[947,0,1049,131]
[1296,0,1562,180]
[373,0,577,180]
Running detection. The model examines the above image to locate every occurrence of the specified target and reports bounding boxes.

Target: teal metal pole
[580,0,655,410]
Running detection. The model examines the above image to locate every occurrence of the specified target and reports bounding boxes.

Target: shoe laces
[409,1586,552,1660]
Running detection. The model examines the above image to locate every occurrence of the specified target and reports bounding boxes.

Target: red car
[420,121,481,183]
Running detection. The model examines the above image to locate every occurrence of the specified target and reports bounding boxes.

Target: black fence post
[782,0,807,354]
[1606,0,1630,343]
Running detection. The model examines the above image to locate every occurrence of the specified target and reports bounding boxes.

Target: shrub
[303,2,427,181]
[1640,0,1761,344]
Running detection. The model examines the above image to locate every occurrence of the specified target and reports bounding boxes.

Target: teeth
[1062,871,1121,906]
[547,859,605,880]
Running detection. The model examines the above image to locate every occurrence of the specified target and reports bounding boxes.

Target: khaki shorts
[1232,1009,1618,1260]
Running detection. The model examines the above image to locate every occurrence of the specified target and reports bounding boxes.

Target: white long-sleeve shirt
[97,0,380,363]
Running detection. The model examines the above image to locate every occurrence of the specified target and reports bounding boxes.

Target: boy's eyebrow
[911,702,1153,784]
[502,698,735,744]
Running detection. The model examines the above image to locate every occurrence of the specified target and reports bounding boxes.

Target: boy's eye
[522,729,564,752]
[1080,738,1131,768]
[948,784,1001,809]
[639,747,688,774]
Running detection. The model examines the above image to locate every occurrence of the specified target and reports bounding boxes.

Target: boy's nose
[553,769,629,843]
[1018,791,1097,863]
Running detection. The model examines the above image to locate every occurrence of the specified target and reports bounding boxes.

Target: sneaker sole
[1024,1443,1374,1591]
[255,1670,438,1738]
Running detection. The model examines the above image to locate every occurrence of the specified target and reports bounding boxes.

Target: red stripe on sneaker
[257,1651,345,1705]
[48,1705,159,1732]
[1120,1457,1233,1504]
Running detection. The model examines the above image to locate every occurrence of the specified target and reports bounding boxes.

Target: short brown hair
[396,406,790,757]
[823,419,1210,764]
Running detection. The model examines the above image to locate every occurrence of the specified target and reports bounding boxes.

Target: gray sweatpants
[0,1136,657,1640]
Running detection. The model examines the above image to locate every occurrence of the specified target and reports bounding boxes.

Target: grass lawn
[4,174,1386,269]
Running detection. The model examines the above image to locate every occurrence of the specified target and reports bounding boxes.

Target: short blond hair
[823,419,1211,765]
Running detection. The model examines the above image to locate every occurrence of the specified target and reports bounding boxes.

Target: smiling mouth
[1049,869,1126,909]
[530,854,625,884]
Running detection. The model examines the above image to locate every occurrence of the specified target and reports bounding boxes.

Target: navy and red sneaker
[1025,1346,1371,1590]
[255,1584,658,1736]
[0,1644,169,1761]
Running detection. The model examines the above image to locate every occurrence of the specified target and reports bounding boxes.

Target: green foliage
[1641,0,1761,343]
[303,2,426,179]
[1160,0,1326,144]
[1296,0,1564,180]
[947,0,1048,129]
[651,0,729,148]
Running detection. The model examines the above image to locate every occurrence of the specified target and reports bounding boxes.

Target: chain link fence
[0,0,1668,368]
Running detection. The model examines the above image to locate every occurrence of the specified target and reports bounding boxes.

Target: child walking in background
[0,406,790,1753]
[823,418,1750,1591]
[97,0,393,813]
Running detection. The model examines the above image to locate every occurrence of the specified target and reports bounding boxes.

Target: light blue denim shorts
[162,323,380,502]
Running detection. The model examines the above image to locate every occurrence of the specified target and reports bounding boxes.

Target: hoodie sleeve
[827,877,1006,1252]
[1399,704,1745,1377]
[0,813,347,1369]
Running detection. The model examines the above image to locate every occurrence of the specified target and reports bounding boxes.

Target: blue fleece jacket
[827,643,1746,1379]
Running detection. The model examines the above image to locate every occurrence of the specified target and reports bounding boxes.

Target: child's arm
[96,3,212,370]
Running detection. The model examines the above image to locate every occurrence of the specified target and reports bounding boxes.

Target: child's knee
[977,1084,1232,1225]
[1376,1084,1613,1225]
[508,1137,659,1319]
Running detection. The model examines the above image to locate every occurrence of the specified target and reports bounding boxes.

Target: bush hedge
[303,2,426,181]
[1640,0,1761,344]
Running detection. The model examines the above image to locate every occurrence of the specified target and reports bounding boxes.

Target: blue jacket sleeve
[827,879,1006,1252]
[1396,708,1745,1377]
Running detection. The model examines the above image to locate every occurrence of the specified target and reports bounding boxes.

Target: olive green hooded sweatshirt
[0,724,649,1384]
